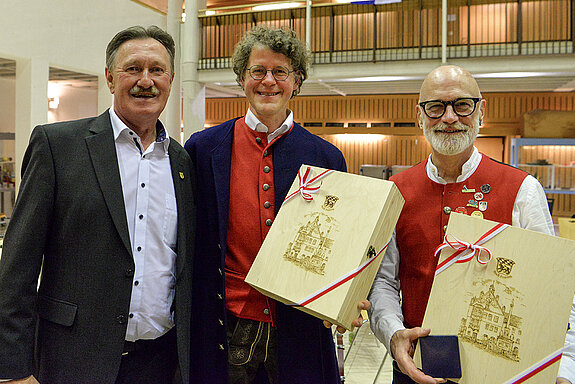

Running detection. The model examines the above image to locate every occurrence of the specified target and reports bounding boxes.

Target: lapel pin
[479,201,488,211]
[471,210,484,219]
[481,184,491,194]
[474,192,484,201]
[179,172,185,179]
[462,185,476,193]
[455,206,468,215]
[467,200,479,208]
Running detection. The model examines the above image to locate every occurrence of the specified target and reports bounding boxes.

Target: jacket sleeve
[0,125,55,378]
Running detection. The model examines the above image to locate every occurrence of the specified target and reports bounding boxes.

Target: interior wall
[0,0,166,79]
[48,86,98,124]
[0,78,15,159]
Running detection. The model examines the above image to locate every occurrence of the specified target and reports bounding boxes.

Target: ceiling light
[253,2,302,11]
[474,72,553,78]
[337,76,420,82]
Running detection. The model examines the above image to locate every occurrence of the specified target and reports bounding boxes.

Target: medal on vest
[455,206,468,215]
[479,201,488,211]
[474,192,484,201]
[467,199,479,208]
[462,185,475,193]
[480,184,491,194]
[471,210,484,219]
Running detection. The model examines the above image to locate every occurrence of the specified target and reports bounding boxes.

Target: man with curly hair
[185,26,363,384]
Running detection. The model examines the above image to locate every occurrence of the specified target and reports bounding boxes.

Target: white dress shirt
[368,147,574,381]
[244,108,293,142]
[109,107,177,342]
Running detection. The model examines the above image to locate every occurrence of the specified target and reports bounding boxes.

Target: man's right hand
[390,327,446,384]
[5,376,39,384]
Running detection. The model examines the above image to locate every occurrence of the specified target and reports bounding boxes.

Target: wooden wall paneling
[208,92,575,131]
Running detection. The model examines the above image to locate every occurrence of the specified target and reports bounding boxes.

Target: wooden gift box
[245,164,404,330]
[416,212,575,383]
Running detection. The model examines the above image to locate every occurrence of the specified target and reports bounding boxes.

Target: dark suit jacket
[0,110,194,383]
[184,118,346,384]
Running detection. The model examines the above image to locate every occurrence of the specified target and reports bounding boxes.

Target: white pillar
[441,0,447,64]
[181,0,206,142]
[306,0,312,50]
[165,0,184,143]
[14,57,49,190]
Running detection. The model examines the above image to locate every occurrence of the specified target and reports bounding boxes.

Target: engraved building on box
[458,282,522,362]
[283,212,336,275]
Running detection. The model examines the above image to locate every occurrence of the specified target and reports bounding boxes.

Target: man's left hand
[323,300,371,333]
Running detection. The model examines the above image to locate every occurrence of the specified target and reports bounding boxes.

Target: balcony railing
[199,0,574,69]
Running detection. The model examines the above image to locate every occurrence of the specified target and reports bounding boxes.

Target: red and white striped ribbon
[288,242,389,308]
[283,166,334,203]
[434,222,509,276]
[503,349,564,384]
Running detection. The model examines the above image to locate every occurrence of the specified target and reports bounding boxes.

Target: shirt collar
[109,106,170,153]
[426,146,481,184]
[245,108,293,142]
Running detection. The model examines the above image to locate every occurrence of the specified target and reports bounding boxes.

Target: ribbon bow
[284,167,334,203]
[434,222,509,275]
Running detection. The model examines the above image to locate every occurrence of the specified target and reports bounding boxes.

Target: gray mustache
[130,86,160,96]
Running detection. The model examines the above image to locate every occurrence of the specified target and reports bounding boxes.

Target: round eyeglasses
[247,65,294,81]
[418,98,481,119]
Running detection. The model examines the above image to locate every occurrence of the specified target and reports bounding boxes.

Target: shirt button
[256,137,262,144]
[263,150,269,157]
[141,183,145,188]
[263,308,270,316]
[134,281,139,286]
[116,315,126,324]
[266,219,273,226]
[138,214,144,220]
[262,184,270,191]
[219,344,225,350]
[137,246,142,252]
[443,206,452,215]
[264,201,271,209]
[263,166,271,173]
[443,225,448,233]
[129,313,134,319]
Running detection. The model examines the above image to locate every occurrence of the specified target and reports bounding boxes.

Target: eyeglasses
[247,65,294,81]
[418,98,481,119]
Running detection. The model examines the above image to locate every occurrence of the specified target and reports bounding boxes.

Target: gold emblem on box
[322,195,339,211]
[495,257,515,278]
[458,280,523,363]
[283,212,338,275]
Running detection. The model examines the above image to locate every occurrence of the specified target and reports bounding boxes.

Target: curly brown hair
[232,25,310,98]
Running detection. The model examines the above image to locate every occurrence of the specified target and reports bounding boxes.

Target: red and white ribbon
[283,167,334,203]
[288,242,389,308]
[503,348,563,384]
[434,222,509,276]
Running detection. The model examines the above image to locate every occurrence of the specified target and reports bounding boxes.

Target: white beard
[422,119,480,156]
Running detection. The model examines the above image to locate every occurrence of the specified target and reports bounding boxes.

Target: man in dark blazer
[0,26,194,384]
[185,26,365,384]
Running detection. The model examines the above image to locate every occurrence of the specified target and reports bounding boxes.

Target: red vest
[391,155,527,329]
[225,118,291,323]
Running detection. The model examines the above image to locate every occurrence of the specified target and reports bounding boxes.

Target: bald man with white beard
[367,65,574,384]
